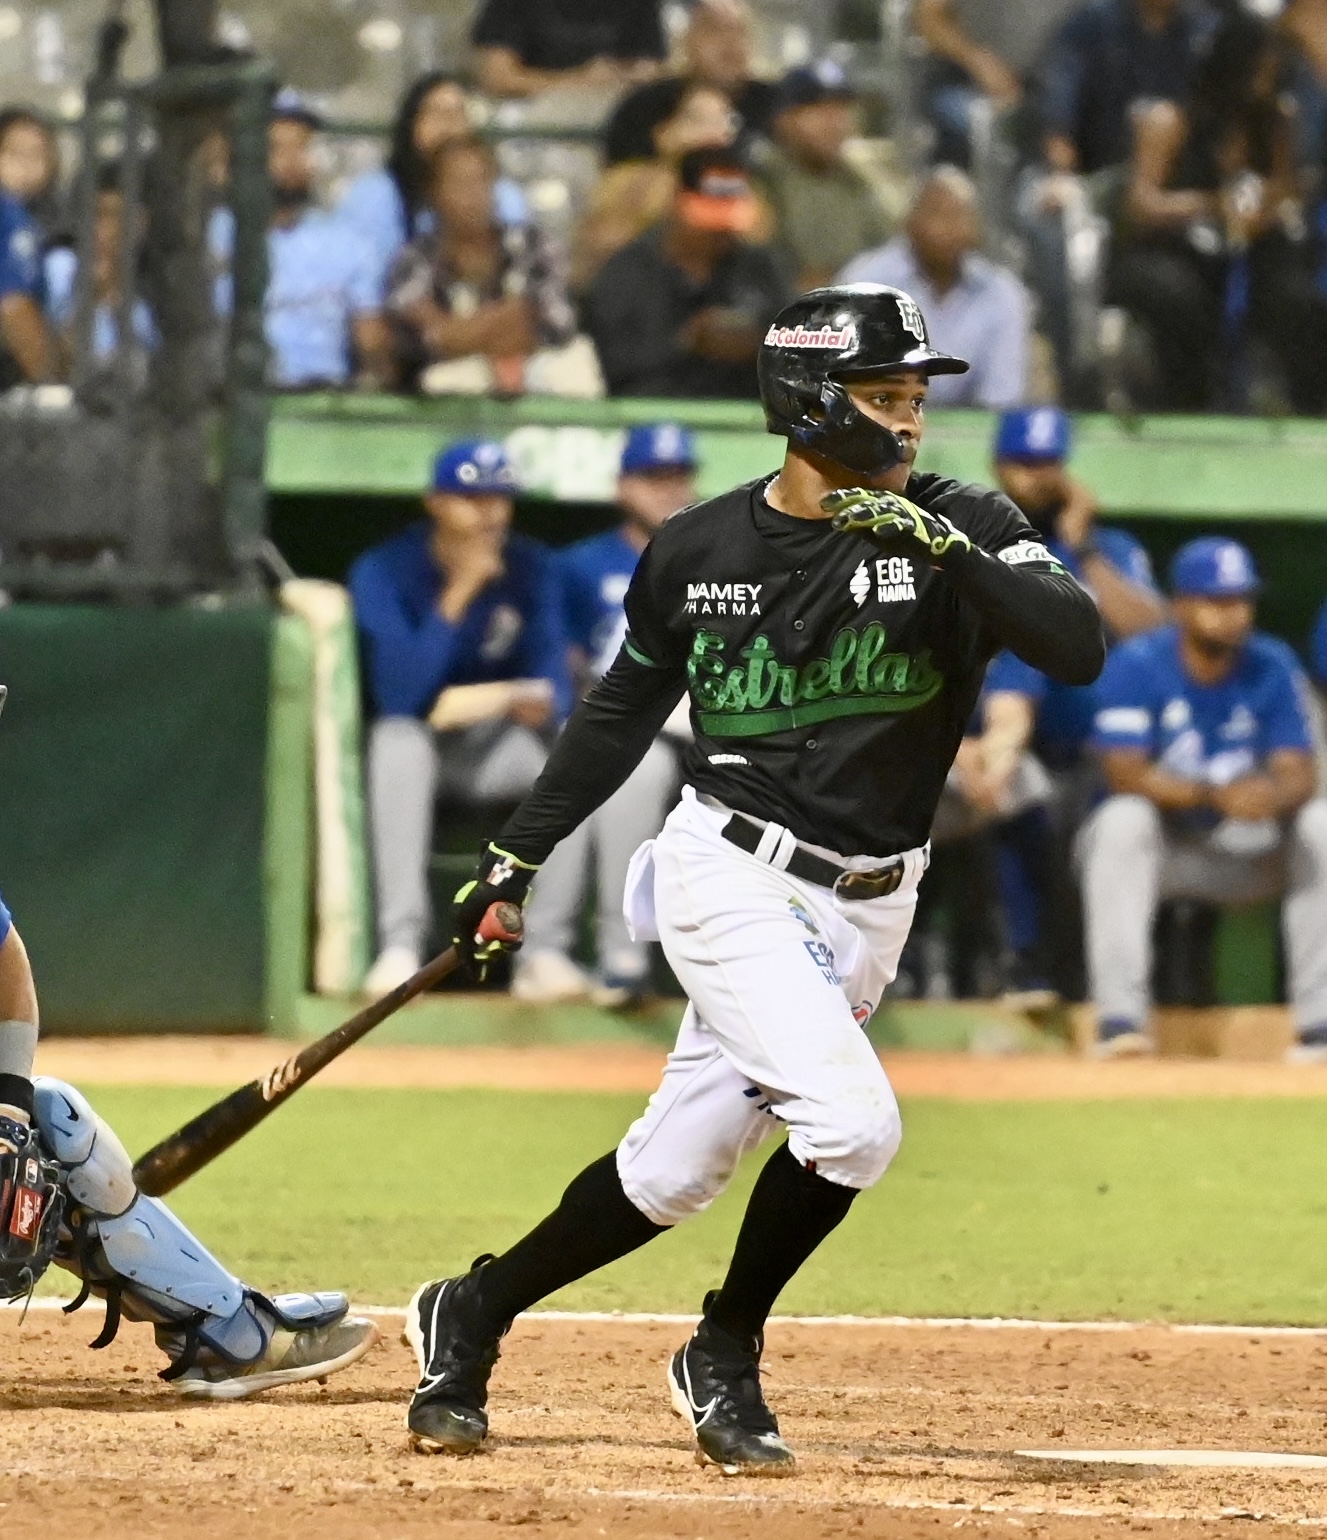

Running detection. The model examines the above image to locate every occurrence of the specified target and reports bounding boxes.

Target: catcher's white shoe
[171,1313,379,1401]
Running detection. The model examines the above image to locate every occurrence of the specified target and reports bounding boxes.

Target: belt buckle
[833,859,905,902]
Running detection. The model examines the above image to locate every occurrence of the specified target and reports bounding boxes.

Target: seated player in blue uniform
[1080,538,1327,1058]
[958,406,1166,1001]
[0,893,377,1395]
[350,439,572,996]
[514,423,698,1006]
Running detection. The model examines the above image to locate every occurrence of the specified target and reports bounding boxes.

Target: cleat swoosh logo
[681,1353,718,1427]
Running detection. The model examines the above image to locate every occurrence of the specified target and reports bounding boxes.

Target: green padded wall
[0,605,275,1032]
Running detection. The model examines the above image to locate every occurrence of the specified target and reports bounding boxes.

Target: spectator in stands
[263,91,391,390]
[0,162,56,386]
[962,407,1165,1001]
[0,108,62,242]
[336,73,528,291]
[759,62,895,293]
[470,0,666,101]
[583,146,789,398]
[604,0,777,166]
[1021,0,1218,399]
[351,439,571,998]
[1036,0,1219,179]
[386,137,578,395]
[1080,537,1327,1060]
[44,166,155,372]
[913,0,1080,168]
[837,167,1032,408]
[1107,7,1327,413]
[574,78,748,288]
[515,423,697,1005]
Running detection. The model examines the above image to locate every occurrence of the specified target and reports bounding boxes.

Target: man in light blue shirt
[1080,538,1327,1059]
[836,166,1031,408]
[263,92,391,389]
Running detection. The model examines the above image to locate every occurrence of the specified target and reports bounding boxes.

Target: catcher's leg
[33,1077,378,1399]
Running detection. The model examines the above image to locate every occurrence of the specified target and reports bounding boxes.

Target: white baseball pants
[616,786,926,1226]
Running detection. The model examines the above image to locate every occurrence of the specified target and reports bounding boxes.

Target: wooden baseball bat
[131,901,523,1197]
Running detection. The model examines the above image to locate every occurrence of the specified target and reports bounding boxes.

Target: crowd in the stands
[9,0,1327,410]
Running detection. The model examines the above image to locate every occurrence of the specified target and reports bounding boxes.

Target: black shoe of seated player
[666,1292,796,1475]
[406,1256,508,1455]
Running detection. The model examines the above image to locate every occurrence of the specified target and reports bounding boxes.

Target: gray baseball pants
[1079,794,1327,1030]
[520,736,679,982]
[367,715,549,956]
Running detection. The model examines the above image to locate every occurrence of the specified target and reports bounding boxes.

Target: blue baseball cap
[620,422,698,476]
[430,439,517,495]
[1170,537,1261,599]
[994,406,1071,463]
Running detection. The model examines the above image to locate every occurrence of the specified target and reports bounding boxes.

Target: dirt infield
[7,1306,1327,1538]
[32,1035,1327,1098]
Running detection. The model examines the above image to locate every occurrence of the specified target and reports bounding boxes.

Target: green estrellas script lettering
[687,624,944,736]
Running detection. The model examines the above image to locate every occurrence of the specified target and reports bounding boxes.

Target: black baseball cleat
[667,1295,796,1476]
[405,1256,509,1455]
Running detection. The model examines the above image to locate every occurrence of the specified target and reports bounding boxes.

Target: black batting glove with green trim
[451,843,538,981]
[822,487,973,567]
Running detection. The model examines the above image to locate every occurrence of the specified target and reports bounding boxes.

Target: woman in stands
[337,72,527,289]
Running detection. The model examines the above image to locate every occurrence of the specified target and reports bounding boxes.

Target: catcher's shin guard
[32,1077,353,1378]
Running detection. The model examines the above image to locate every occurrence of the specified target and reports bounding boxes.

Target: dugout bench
[1,397,1321,1034]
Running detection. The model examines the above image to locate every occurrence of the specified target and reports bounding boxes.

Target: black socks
[473,1150,667,1329]
[470,1141,859,1346]
[705,1141,858,1350]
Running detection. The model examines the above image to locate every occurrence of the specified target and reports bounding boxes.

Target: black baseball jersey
[498,473,1103,865]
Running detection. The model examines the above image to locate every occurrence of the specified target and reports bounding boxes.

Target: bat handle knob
[478,901,524,946]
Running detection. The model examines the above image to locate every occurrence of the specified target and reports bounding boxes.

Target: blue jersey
[558,528,641,678]
[0,192,42,300]
[1092,626,1314,790]
[1311,598,1327,688]
[985,525,1157,766]
[0,887,10,949]
[349,523,572,720]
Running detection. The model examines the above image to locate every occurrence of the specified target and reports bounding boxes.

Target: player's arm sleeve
[1089,646,1155,754]
[494,544,688,863]
[348,554,463,717]
[1262,653,1316,754]
[936,491,1105,685]
[1310,600,1327,688]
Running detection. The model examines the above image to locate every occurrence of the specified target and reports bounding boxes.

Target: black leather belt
[720,814,907,901]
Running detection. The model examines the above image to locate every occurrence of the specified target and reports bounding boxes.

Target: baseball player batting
[407,284,1105,1472]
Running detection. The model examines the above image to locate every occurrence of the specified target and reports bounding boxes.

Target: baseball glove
[0,1117,64,1302]
[822,487,972,565]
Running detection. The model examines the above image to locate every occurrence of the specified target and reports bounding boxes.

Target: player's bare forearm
[1078,551,1168,639]
[495,650,686,866]
[1102,748,1209,811]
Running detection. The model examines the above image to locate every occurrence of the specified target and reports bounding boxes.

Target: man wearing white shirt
[837,166,1031,409]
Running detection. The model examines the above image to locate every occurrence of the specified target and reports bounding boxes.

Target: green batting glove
[822,487,973,566]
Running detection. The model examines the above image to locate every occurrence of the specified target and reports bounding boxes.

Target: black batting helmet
[758,284,969,476]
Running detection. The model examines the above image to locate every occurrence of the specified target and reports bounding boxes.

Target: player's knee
[793,1089,903,1190]
[1291,797,1327,855]
[33,1077,136,1215]
[615,1142,740,1227]
[1089,795,1160,857]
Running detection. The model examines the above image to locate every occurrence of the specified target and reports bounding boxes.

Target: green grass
[57,1085,1327,1325]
